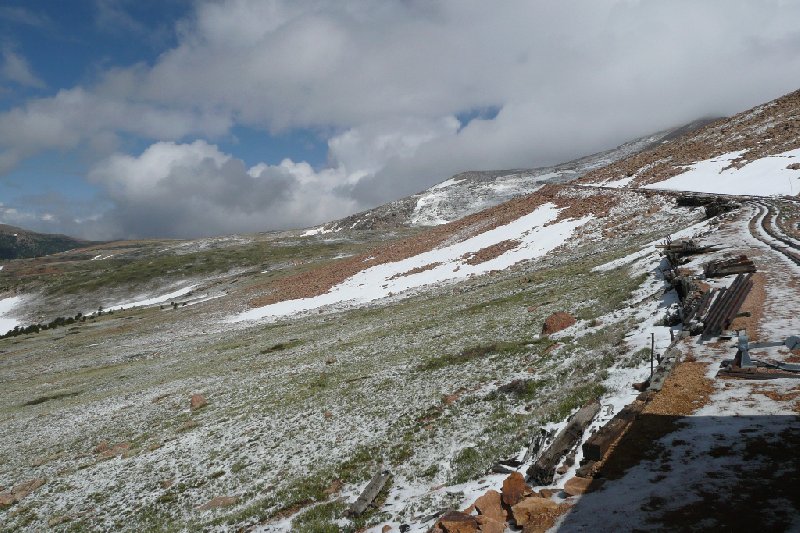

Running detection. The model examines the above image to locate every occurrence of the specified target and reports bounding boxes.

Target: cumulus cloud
[3,0,800,237]
[84,141,355,239]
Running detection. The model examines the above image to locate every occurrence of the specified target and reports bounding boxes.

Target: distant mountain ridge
[0,224,93,260]
[313,118,717,233]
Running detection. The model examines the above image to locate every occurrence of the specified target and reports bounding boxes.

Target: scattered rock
[538,488,560,498]
[198,495,238,510]
[94,441,131,459]
[563,476,601,496]
[437,510,479,533]
[48,514,72,527]
[181,420,200,431]
[0,478,46,508]
[475,515,506,533]
[541,312,576,335]
[190,394,207,411]
[323,479,343,496]
[501,472,533,507]
[474,489,507,523]
[442,394,459,405]
[511,496,562,531]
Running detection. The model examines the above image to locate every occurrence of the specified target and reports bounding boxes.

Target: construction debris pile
[675,193,740,219]
[658,236,755,338]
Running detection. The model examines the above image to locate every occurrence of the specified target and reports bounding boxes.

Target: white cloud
[85,141,356,238]
[0,87,233,174]
[1,48,45,89]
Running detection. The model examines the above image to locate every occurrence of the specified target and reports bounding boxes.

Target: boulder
[437,511,479,533]
[476,515,507,533]
[190,394,207,411]
[511,496,561,531]
[382,525,392,533]
[501,472,533,507]
[538,488,560,498]
[474,489,507,523]
[563,476,601,496]
[541,312,576,335]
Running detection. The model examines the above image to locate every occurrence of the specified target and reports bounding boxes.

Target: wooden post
[650,333,655,379]
[348,468,391,517]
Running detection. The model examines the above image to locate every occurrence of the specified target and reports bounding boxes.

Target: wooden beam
[527,402,600,485]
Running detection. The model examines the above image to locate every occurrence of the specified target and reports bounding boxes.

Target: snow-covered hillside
[580,89,800,197]
[314,120,714,233]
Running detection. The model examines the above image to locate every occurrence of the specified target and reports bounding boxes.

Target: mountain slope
[314,119,716,232]
[1,90,799,533]
[578,89,800,195]
[0,224,94,260]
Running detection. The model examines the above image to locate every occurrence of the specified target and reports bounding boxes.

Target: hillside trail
[557,202,800,532]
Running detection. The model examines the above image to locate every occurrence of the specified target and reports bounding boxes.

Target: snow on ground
[429,177,466,190]
[559,204,800,531]
[301,226,334,236]
[364,217,693,532]
[234,203,592,322]
[409,187,454,226]
[592,218,712,272]
[0,295,22,335]
[643,148,800,196]
[99,285,198,313]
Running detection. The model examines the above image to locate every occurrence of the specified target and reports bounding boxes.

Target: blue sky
[1,1,799,239]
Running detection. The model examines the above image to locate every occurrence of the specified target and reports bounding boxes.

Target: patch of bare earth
[577,88,800,188]
[387,262,444,280]
[462,239,520,266]
[248,185,619,307]
[596,361,713,481]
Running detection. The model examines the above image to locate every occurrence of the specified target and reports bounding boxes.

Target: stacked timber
[704,255,756,277]
[701,273,753,338]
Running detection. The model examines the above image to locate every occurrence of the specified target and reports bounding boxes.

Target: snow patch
[644,148,800,196]
[234,203,592,322]
[98,285,198,313]
[0,296,22,335]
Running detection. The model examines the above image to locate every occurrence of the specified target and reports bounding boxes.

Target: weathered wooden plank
[348,469,391,517]
[581,400,646,462]
[527,402,600,486]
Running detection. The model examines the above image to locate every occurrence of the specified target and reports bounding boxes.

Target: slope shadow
[558,413,800,532]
